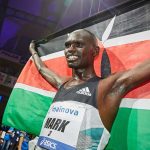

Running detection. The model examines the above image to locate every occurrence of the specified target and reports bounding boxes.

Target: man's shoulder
[97,72,124,90]
[100,72,123,82]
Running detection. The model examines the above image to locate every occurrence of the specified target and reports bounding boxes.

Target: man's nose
[66,44,76,52]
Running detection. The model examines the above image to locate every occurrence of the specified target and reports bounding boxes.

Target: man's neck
[72,68,96,81]
[63,68,96,89]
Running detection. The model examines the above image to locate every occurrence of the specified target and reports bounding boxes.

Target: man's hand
[29,41,37,56]
[28,40,69,89]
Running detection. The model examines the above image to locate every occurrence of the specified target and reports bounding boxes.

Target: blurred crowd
[0,125,35,150]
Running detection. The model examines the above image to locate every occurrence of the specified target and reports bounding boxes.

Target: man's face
[64,30,94,69]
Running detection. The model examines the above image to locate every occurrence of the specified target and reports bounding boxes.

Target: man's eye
[75,42,83,48]
[65,43,71,48]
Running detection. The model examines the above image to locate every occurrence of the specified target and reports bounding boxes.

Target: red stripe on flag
[17,39,104,91]
[17,40,150,98]
[17,57,72,92]
[107,40,150,71]
[107,40,150,98]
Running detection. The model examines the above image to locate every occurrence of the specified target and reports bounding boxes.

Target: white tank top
[36,101,110,150]
[36,77,110,150]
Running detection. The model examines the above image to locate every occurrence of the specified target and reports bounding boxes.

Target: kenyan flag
[3,1,150,149]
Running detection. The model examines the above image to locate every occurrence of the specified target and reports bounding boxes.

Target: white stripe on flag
[42,51,65,61]
[15,83,56,98]
[120,98,150,110]
[40,30,150,61]
[104,30,150,47]
[15,83,150,110]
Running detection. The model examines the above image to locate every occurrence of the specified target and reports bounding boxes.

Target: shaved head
[69,29,98,47]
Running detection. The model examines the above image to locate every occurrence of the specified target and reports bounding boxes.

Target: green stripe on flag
[3,88,53,135]
[106,107,150,150]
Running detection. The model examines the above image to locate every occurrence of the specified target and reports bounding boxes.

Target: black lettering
[48,130,52,136]
[57,120,70,132]
[52,119,62,130]
[44,118,52,128]
[48,118,56,129]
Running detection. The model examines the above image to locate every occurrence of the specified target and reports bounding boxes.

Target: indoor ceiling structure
[0,0,130,63]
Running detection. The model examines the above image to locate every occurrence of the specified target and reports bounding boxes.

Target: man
[29,29,150,150]
[9,129,20,150]
[18,131,30,150]
[1,127,14,150]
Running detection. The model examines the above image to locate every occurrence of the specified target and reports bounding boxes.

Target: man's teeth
[68,56,78,60]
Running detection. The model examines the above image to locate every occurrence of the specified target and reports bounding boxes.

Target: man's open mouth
[67,55,78,61]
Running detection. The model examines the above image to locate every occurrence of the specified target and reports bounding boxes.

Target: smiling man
[29,29,150,150]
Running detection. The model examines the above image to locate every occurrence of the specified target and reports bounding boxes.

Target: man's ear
[93,46,100,57]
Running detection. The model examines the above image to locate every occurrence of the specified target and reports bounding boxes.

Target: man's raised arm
[98,58,150,131]
[29,41,69,89]
[115,58,150,94]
